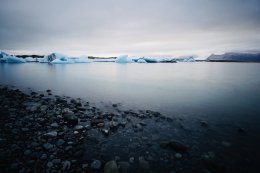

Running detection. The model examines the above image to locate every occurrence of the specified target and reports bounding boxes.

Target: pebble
[175,153,182,159]
[62,160,71,170]
[43,143,54,150]
[129,157,135,163]
[45,131,58,137]
[56,139,65,146]
[104,160,119,173]
[91,160,102,170]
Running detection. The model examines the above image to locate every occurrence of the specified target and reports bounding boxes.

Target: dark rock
[91,160,102,170]
[160,140,188,152]
[104,160,118,173]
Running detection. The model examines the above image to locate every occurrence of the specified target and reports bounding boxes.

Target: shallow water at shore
[1,62,260,172]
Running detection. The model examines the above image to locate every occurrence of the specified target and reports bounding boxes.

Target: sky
[0,0,260,58]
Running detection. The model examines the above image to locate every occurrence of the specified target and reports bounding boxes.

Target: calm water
[1,62,260,124]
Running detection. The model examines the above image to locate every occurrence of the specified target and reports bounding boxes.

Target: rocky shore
[0,86,257,173]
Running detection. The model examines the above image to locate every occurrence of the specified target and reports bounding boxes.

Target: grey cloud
[0,0,260,57]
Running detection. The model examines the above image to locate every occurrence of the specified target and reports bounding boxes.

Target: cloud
[0,0,260,57]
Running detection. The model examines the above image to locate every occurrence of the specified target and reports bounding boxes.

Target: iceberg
[51,57,74,64]
[39,53,66,63]
[69,56,92,63]
[115,55,128,63]
[137,59,147,63]
[0,51,26,63]
[25,57,36,62]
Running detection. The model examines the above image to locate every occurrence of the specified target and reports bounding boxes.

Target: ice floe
[0,51,26,63]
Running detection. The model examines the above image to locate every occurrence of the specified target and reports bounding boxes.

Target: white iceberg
[25,57,36,62]
[182,57,196,62]
[69,56,92,63]
[115,55,128,63]
[51,57,74,64]
[39,53,66,63]
[0,51,26,63]
[137,59,147,63]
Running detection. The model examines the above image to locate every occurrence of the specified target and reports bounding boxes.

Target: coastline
[0,85,258,173]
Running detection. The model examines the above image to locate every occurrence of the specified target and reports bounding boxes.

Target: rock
[129,157,134,163]
[91,160,102,170]
[21,128,29,132]
[102,129,109,136]
[47,161,53,168]
[221,141,231,147]
[82,163,88,169]
[200,121,208,127]
[62,160,71,170]
[160,140,188,152]
[74,125,84,130]
[56,139,65,146]
[24,150,31,156]
[110,121,118,130]
[175,153,182,159]
[45,131,58,137]
[140,122,147,126]
[52,159,61,164]
[74,131,79,135]
[97,123,105,127]
[91,119,104,127]
[63,110,78,125]
[104,160,119,173]
[118,161,130,173]
[50,122,59,128]
[43,143,54,150]
[40,153,47,160]
[139,159,150,172]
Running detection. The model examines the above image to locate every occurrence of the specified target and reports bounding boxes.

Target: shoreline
[0,86,258,173]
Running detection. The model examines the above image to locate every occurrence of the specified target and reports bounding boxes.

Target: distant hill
[207,53,260,62]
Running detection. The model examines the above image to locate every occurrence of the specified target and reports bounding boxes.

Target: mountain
[207,52,260,62]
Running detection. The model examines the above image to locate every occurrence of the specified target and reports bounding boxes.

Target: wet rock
[110,121,119,130]
[56,139,65,146]
[43,143,54,150]
[104,160,119,173]
[175,153,182,159]
[160,140,188,152]
[139,159,150,172]
[91,160,102,170]
[40,153,47,160]
[118,161,130,173]
[47,161,53,168]
[129,157,135,163]
[91,119,104,127]
[63,110,78,125]
[221,141,231,147]
[102,129,110,136]
[62,160,71,170]
[45,131,58,137]
[200,121,208,127]
[52,159,61,164]
[24,150,31,156]
[50,122,59,128]
[74,125,84,130]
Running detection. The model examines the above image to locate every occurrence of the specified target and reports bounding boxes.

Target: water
[1,62,260,172]
[1,62,260,121]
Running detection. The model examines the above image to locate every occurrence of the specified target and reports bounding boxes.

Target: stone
[74,125,84,130]
[160,140,188,152]
[129,157,134,163]
[43,143,54,150]
[82,163,88,169]
[45,131,58,137]
[91,160,102,170]
[200,121,208,127]
[63,110,78,125]
[118,161,130,173]
[40,154,47,160]
[139,159,150,172]
[47,161,53,168]
[91,119,104,126]
[175,153,182,159]
[50,123,59,128]
[24,150,31,156]
[62,160,71,170]
[102,129,109,136]
[56,139,65,146]
[104,160,119,173]
[221,141,231,147]
[52,159,61,164]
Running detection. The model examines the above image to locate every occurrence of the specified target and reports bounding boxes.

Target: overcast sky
[0,0,260,57]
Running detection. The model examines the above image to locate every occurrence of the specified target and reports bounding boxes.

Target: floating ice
[69,56,92,63]
[39,53,66,63]
[25,57,36,62]
[115,55,128,63]
[0,51,26,63]
[137,59,147,63]
[93,59,115,62]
